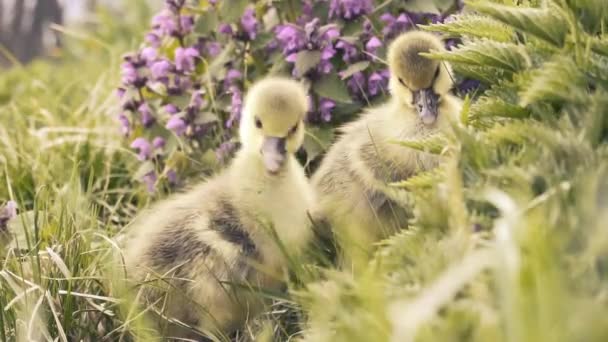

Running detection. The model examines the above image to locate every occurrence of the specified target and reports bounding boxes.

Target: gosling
[122,77,314,339]
[312,31,462,270]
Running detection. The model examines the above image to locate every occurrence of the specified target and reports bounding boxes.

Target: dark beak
[261,137,287,174]
[413,88,439,125]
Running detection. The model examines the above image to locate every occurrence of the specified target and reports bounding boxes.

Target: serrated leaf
[294,50,321,78]
[219,0,248,23]
[469,96,530,121]
[519,57,587,106]
[468,1,568,46]
[340,61,370,80]
[424,40,529,73]
[390,169,445,190]
[391,134,449,155]
[422,14,514,42]
[312,74,352,103]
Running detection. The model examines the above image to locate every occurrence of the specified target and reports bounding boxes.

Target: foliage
[117,0,473,192]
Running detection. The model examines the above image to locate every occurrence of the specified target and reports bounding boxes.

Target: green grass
[2,1,608,341]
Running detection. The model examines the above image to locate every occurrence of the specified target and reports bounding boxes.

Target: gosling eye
[398,78,406,87]
[255,117,263,129]
[288,122,299,136]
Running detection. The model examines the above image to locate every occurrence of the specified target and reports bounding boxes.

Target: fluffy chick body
[312,31,462,267]
[123,77,313,339]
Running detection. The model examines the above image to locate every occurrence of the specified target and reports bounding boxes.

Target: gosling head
[240,77,308,175]
[387,31,453,126]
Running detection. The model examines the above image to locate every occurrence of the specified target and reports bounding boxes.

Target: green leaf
[195,10,218,35]
[422,14,514,42]
[391,134,449,155]
[193,111,219,125]
[468,96,530,122]
[468,1,568,46]
[312,74,352,103]
[424,40,529,73]
[294,50,321,78]
[340,61,370,80]
[519,57,587,106]
[390,168,445,190]
[219,0,248,23]
[303,127,335,166]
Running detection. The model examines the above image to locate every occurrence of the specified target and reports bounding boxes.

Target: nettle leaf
[520,57,587,106]
[468,96,530,122]
[452,64,507,85]
[591,36,608,57]
[424,40,529,73]
[340,61,370,80]
[219,0,249,23]
[313,74,352,103]
[468,1,568,46]
[422,15,514,42]
[294,50,321,78]
[391,133,449,155]
[391,168,445,190]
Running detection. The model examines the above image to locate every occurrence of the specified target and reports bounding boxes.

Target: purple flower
[180,15,195,34]
[140,47,158,64]
[142,171,157,193]
[367,72,385,96]
[130,137,152,161]
[347,71,366,96]
[240,8,258,40]
[205,42,222,57]
[329,0,373,20]
[0,200,17,232]
[121,62,139,85]
[152,9,177,36]
[189,90,206,111]
[138,102,155,127]
[118,113,130,136]
[317,59,333,74]
[116,88,126,99]
[336,40,359,63]
[145,33,161,47]
[219,23,233,35]
[321,45,336,60]
[174,47,199,72]
[319,98,335,122]
[226,86,242,128]
[216,141,237,164]
[166,116,187,135]
[167,169,178,185]
[225,69,242,86]
[150,59,172,80]
[380,13,413,39]
[275,25,305,55]
[164,104,180,115]
[153,136,166,149]
[365,36,382,55]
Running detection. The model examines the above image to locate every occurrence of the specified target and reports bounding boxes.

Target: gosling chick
[123,77,313,339]
[312,31,462,269]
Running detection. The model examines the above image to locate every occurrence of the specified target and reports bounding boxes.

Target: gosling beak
[261,136,287,174]
[413,88,439,125]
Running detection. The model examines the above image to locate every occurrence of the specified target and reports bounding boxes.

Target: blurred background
[0,0,159,65]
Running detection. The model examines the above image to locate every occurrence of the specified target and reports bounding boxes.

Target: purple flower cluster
[117,0,473,192]
[329,0,373,21]
[0,200,17,233]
